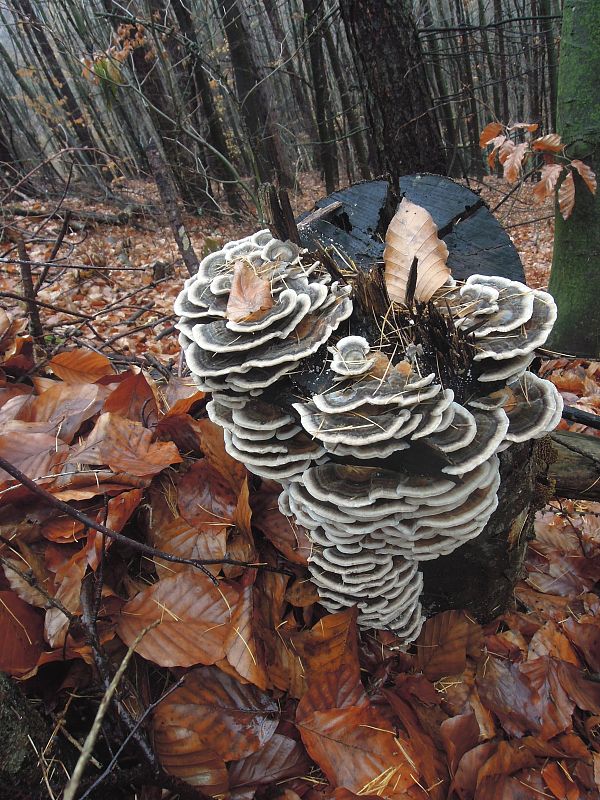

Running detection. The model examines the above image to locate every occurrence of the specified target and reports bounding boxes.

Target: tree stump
[298,177,550,623]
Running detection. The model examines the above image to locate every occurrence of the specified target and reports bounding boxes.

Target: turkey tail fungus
[174,176,561,646]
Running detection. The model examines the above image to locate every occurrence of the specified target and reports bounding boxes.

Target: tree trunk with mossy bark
[547,0,600,359]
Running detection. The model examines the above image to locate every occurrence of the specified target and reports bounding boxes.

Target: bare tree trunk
[303,0,338,193]
[322,21,370,181]
[339,0,446,184]
[171,0,241,210]
[220,0,292,187]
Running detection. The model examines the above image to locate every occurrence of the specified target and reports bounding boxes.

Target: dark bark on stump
[420,439,553,622]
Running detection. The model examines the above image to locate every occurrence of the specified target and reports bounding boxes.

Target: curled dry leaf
[479,122,504,148]
[501,141,529,183]
[571,159,597,195]
[117,569,239,667]
[383,198,450,304]
[486,135,507,169]
[49,349,114,383]
[103,369,159,426]
[558,171,576,220]
[533,164,564,204]
[532,134,563,153]
[226,261,274,323]
[68,412,182,477]
[153,665,279,764]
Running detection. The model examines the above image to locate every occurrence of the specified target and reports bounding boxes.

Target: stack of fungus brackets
[174,197,563,644]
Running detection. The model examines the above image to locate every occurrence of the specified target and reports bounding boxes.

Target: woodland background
[2,2,600,800]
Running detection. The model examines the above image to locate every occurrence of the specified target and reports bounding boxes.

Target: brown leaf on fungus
[571,159,597,195]
[49,349,114,383]
[67,412,181,477]
[0,589,44,676]
[226,261,274,323]
[533,164,564,204]
[117,569,239,667]
[559,171,576,220]
[383,198,450,304]
[153,665,279,763]
[532,134,563,153]
[479,122,504,147]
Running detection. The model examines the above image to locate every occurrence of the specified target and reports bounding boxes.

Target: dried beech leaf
[383,198,450,304]
[49,349,114,383]
[177,460,238,528]
[571,159,597,195]
[439,711,480,774]
[153,724,227,792]
[117,570,239,667]
[153,665,279,762]
[251,488,311,565]
[559,171,576,220]
[44,549,87,648]
[0,432,69,499]
[415,610,482,681]
[0,589,44,676]
[533,164,564,204]
[226,262,274,322]
[298,701,423,799]
[68,412,182,477]
[476,656,574,739]
[150,514,227,578]
[103,369,159,426]
[228,733,311,790]
[509,122,539,133]
[502,141,528,183]
[487,135,507,169]
[383,690,448,800]
[225,585,269,689]
[532,134,563,153]
[195,418,247,492]
[21,382,104,444]
[295,608,366,720]
[479,122,504,147]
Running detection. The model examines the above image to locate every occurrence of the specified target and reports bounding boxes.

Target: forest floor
[0,173,554,365]
[2,175,600,798]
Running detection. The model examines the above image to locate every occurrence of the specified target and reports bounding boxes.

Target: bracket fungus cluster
[174,192,563,644]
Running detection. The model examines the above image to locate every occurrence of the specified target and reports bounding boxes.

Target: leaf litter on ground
[2,177,600,798]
